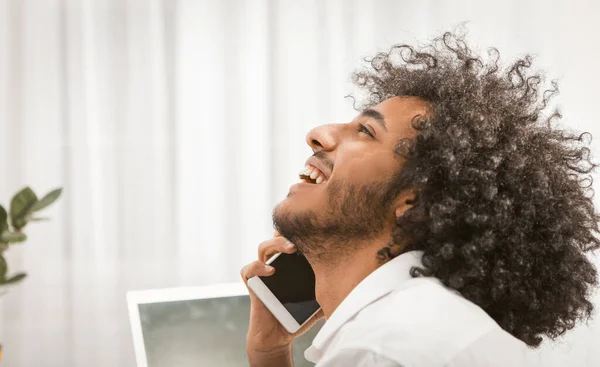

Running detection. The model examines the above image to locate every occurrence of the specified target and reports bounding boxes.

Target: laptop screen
[138,294,323,367]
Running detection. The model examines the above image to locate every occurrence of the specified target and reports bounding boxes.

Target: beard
[273,178,400,263]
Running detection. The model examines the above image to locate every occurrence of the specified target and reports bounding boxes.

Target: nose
[306,124,340,153]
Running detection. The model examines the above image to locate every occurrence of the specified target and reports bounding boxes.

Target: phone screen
[259,252,320,325]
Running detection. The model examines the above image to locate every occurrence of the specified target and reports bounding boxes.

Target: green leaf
[0,205,7,233]
[0,231,27,243]
[12,218,27,230]
[29,188,62,213]
[27,217,50,222]
[10,187,38,230]
[1,272,26,285]
[0,255,7,280]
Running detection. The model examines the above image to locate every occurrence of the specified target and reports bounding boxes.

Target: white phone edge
[247,252,321,334]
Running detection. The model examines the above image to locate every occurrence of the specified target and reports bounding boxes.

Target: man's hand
[240,232,324,367]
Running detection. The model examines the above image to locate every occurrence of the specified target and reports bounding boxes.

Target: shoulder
[315,348,402,367]
[350,277,498,341]
[330,277,529,366]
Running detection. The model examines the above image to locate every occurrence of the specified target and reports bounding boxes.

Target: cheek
[334,148,398,184]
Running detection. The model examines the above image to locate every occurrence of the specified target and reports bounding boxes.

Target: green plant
[0,187,62,288]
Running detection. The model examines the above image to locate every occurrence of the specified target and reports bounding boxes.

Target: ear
[394,190,417,219]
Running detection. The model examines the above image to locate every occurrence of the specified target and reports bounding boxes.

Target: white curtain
[0,0,599,366]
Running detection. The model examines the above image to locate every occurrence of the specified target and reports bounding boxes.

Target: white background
[0,0,599,366]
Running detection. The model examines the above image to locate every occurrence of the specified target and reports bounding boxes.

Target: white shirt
[304,251,540,367]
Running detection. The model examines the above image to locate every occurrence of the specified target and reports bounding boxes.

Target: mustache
[313,151,334,172]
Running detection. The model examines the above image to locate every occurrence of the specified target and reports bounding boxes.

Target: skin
[240,96,429,367]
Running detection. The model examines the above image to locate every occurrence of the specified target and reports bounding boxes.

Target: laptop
[127,282,323,367]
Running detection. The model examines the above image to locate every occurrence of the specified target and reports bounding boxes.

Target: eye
[358,123,375,138]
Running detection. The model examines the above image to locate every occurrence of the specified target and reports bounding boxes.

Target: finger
[295,309,325,336]
[258,237,296,262]
[240,261,275,284]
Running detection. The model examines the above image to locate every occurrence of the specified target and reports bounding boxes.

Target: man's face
[273,96,428,260]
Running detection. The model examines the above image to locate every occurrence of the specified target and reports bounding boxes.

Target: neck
[308,235,391,319]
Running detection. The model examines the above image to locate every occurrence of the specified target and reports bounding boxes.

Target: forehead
[366,96,429,137]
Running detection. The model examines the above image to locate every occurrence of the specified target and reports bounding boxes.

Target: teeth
[298,164,328,184]
[300,166,312,176]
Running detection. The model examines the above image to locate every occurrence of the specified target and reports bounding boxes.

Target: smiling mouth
[298,165,328,185]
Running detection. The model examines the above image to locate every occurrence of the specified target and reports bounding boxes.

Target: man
[241,30,599,366]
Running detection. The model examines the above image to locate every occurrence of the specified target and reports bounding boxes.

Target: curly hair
[354,30,600,348]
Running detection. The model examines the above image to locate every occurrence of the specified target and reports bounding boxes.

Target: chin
[272,201,289,237]
[275,193,314,217]
[273,198,306,231]
[272,198,293,223]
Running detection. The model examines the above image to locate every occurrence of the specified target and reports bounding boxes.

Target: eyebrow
[360,109,388,131]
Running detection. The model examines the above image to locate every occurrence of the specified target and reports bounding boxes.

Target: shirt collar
[306,250,424,360]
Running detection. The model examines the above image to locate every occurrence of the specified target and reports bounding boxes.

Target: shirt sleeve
[315,348,403,367]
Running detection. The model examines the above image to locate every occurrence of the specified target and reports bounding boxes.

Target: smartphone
[247,252,321,333]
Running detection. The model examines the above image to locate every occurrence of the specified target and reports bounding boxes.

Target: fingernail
[265,265,274,272]
[286,241,295,248]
